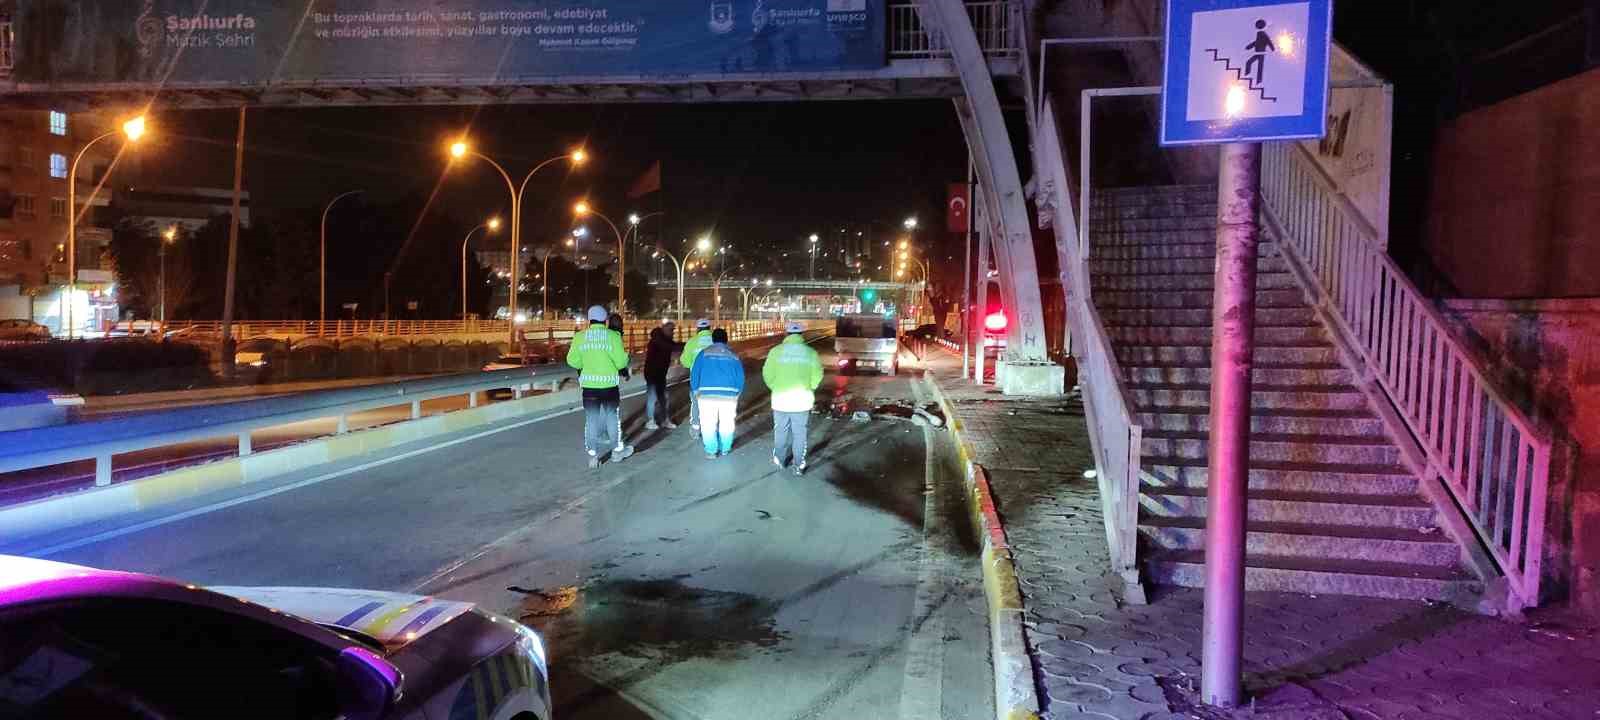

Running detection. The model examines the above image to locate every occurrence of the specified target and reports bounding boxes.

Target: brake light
[984,312,1008,332]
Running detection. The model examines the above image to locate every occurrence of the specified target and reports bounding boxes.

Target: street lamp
[572,201,629,314]
[461,217,500,320]
[808,233,820,280]
[903,217,918,230]
[319,189,363,326]
[65,114,147,338]
[159,225,177,324]
[446,138,585,347]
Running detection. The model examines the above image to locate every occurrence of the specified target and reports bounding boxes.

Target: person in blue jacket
[688,328,745,459]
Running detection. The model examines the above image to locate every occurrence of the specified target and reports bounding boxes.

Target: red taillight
[984,312,1008,332]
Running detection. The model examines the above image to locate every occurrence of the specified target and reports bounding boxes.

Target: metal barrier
[888,1,1018,59]
[0,317,796,495]
[1261,141,1553,609]
[153,319,515,339]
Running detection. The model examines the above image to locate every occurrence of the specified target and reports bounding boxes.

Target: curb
[920,369,1042,720]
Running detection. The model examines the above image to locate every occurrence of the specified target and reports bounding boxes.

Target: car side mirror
[335,646,404,720]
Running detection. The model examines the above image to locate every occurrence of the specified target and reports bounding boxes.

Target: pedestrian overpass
[0,0,1064,395]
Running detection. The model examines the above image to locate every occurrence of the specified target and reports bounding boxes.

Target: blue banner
[12,1,885,86]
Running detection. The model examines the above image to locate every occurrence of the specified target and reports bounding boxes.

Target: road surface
[16,335,994,719]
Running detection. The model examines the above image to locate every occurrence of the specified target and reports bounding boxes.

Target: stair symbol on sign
[1204,48,1278,103]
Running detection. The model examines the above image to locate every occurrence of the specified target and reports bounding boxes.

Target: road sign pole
[1200,140,1262,708]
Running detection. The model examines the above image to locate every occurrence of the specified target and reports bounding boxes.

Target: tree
[623,269,652,316]
[106,218,160,318]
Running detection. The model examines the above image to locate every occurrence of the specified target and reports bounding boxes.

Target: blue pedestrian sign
[1160,0,1333,146]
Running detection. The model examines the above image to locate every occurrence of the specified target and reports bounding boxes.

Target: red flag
[627,161,661,198]
[946,183,970,233]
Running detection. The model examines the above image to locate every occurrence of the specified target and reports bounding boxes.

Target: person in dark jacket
[643,320,683,430]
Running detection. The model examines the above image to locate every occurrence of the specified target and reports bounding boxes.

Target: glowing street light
[462,217,501,320]
[158,224,177,324]
[903,217,918,230]
[66,113,148,338]
[572,200,629,312]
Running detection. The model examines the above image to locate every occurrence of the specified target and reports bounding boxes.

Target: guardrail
[0,319,798,494]
[888,1,1018,59]
[1260,141,1553,609]
[150,319,515,339]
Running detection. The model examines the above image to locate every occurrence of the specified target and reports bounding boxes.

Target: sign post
[1160,0,1332,708]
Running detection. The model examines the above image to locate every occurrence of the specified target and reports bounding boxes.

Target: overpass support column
[918,0,1062,395]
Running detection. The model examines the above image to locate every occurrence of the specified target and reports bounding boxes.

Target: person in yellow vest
[567,305,633,468]
[679,318,714,430]
[762,321,823,475]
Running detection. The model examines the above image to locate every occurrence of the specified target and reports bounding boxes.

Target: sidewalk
[920,350,1600,720]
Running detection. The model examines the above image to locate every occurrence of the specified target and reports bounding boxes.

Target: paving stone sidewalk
[922,352,1600,720]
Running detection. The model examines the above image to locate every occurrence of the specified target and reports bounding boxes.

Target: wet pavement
[30,334,994,719]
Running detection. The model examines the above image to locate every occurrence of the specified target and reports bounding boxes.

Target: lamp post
[808,233,819,280]
[447,139,584,347]
[319,189,363,326]
[572,201,628,315]
[66,115,146,338]
[159,225,176,324]
[461,217,501,320]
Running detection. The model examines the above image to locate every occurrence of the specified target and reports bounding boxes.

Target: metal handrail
[1260,141,1552,608]
[889,1,1017,59]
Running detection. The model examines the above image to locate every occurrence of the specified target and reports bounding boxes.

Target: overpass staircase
[1091,185,1476,601]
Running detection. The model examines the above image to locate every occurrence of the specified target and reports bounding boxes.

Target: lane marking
[899,378,949,720]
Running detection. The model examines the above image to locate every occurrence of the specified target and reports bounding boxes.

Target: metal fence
[1260,142,1553,609]
[888,1,1018,59]
[151,319,515,339]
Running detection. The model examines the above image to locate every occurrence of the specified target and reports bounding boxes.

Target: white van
[834,313,899,375]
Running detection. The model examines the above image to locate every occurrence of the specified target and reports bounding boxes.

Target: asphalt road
[28,336,994,719]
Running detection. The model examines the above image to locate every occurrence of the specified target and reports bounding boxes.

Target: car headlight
[514,623,548,668]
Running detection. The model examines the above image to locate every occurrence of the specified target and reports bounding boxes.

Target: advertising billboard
[12,1,885,87]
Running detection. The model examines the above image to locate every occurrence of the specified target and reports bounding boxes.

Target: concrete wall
[1442,298,1600,614]
[1426,68,1600,298]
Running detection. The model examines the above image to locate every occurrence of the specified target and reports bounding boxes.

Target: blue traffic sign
[1160,0,1333,145]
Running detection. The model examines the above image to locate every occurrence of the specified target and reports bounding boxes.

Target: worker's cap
[661,318,675,327]
[786,321,804,334]
[695,318,711,330]
[587,305,608,323]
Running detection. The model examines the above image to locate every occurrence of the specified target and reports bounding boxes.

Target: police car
[0,555,551,720]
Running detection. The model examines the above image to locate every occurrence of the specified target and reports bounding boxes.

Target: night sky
[124,100,969,273]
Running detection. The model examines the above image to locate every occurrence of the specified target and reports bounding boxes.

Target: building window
[19,147,34,169]
[49,111,67,136]
[49,197,66,219]
[49,153,67,179]
[15,194,35,217]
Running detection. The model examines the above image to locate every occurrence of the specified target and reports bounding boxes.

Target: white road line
[29,386,662,559]
[899,379,948,719]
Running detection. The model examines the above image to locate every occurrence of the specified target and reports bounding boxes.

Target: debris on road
[509,584,578,616]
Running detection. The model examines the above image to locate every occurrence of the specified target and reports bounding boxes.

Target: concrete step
[1090,255,1289,276]
[1140,430,1402,466]
[1091,216,1217,232]
[1092,230,1220,247]
[1139,456,1419,496]
[1128,383,1370,411]
[1089,240,1280,260]
[1138,484,1437,528]
[1144,550,1480,602]
[1114,343,1339,366]
[1107,323,1326,346]
[1139,517,1464,567]
[1135,406,1386,437]
[1095,202,1218,221]
[1094,287,1307,310]
[1102,306,1316,328]
[1092,271,1300,291]
[1094,185,1217,206]
[1123,363,1352,387]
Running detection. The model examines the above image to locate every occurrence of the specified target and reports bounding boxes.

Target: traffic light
[861,288,877,303]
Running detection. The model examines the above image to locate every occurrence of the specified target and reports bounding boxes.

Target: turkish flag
[627,161,661,198]
[947,183,970,233]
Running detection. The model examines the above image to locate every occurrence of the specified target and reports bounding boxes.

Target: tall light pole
[461,217,501,320]
[159,225,176,324]
[808,233,819,280]
[319,189,363,325]
[66,115,146,338]
[573,201,628,315]
[447,139,585,347]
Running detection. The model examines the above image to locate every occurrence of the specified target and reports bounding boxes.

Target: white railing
[888,1,1017,59]
[152,319,515,339]
[1261,142,1552,608]
[1039,99,1145,594]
